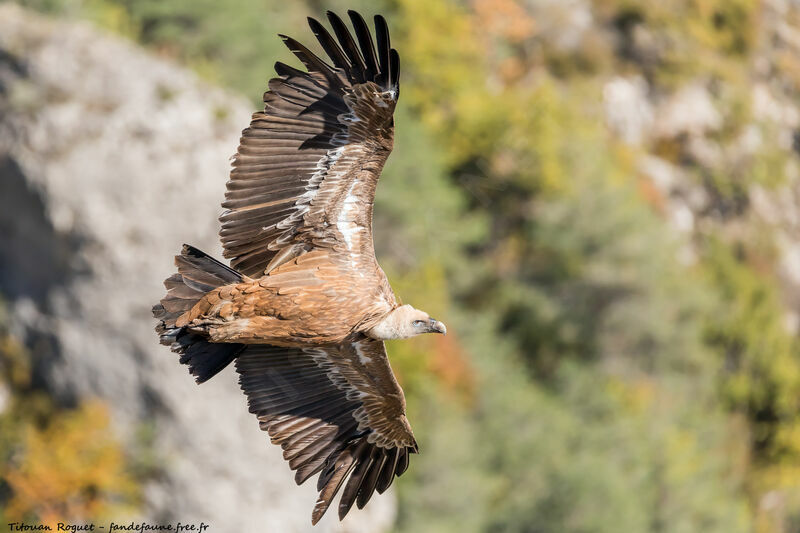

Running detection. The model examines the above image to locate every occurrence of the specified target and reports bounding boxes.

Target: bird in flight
[152,10,446,525]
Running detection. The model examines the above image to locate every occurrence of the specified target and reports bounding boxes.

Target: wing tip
[278,10,396,91]
[306,16,325,35]
[310,440,416,523]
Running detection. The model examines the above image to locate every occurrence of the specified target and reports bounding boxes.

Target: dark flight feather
[355,451,385,510]
[307,17,350,72]
[374,15,391,88]
[348,10,379,81]
[326,11,366,80]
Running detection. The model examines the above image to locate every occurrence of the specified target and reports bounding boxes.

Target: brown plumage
[152,10,443,525]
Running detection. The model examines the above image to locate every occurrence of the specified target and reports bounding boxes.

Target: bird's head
[366,304,447,340]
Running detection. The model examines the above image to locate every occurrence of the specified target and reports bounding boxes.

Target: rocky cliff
[598,0,800,325]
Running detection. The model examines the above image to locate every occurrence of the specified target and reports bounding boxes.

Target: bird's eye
[412,320,425,327]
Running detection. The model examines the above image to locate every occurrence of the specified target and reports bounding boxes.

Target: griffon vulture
[152,10,445,524]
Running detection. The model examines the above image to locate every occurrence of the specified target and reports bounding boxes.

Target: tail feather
[153,244,245,383]
[174,329,244,383]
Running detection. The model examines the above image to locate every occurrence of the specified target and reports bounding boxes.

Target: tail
[153,244,246,383]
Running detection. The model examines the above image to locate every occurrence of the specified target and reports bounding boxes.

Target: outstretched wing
[221,11,400,278]
[235,336,417,524]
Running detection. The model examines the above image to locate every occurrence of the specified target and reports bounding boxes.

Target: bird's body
[175,248,396,346]
[153,10,444,524]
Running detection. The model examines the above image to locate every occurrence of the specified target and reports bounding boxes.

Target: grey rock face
[0,5,395,532]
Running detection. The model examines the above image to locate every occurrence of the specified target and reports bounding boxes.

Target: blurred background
[1,0,800,531]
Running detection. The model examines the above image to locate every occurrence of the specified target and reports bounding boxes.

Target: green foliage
[498,174,716,379]
[703,240,800,496]
[397,325,750,533]
[594,0,758,88]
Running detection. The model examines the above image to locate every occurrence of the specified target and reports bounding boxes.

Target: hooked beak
[427,318,447,335]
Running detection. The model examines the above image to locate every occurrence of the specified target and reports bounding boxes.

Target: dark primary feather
[356,449,385,508]
[375,447,399,494]
[374,14,391,88]
[337,445,376,519]
[307,17,350,72]
[280,35,338,82]
[326,11,367,79]
[348,11,379,80]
